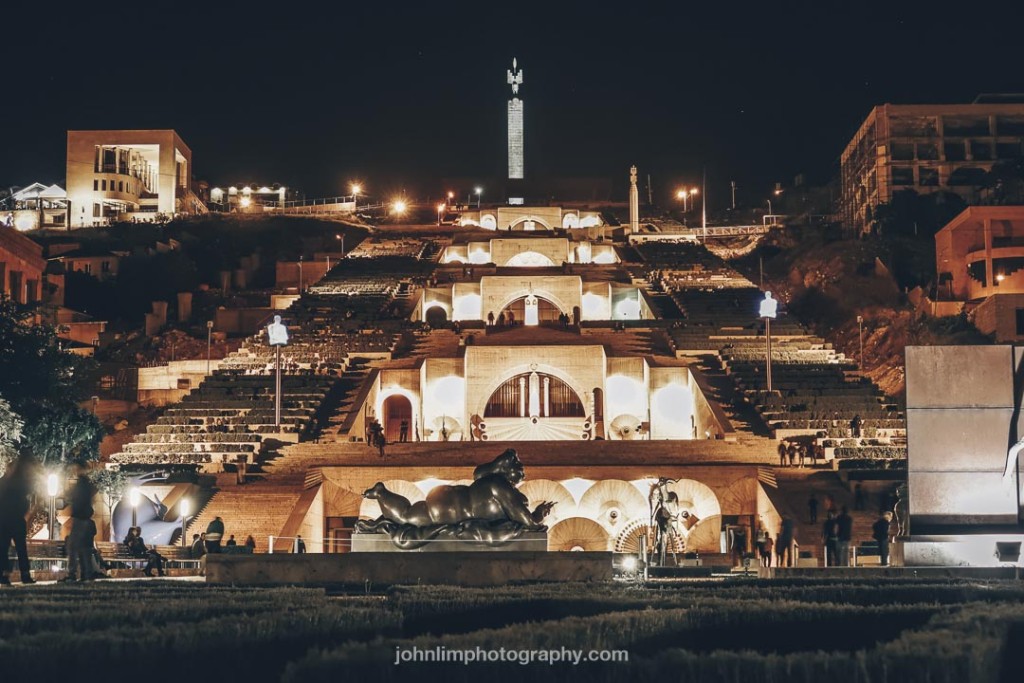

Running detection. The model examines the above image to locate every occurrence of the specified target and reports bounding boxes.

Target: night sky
[2,1,1021,206]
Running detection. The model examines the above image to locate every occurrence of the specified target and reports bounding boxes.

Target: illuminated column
[524,294,539,326]
[629,166,639,234]
[543,376,550,417]
[507,58,524,180]
[529,372,540,417]
[519,377,527,417]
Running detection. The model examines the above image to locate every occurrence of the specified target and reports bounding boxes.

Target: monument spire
[629,165,639,234]
[507,58,524,181]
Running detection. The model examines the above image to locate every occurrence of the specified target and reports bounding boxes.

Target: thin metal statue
[354,449,554,549]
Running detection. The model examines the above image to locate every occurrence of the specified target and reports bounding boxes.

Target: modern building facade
[5,183,69,231]
[933,206,1024,341]
[66,130,205,227]
[0,224,46,303]
[840,102,1024,234]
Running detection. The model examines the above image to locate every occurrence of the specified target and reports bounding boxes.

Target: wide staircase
[187,473,304,554]
[766,468,886,564]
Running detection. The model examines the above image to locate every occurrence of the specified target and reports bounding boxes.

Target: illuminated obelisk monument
[507,58,525,201]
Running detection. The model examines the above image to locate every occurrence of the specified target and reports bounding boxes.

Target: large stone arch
[491,288,571,319]
[472,361,590,420]
[504,251,556,267]
[508,215,553,231]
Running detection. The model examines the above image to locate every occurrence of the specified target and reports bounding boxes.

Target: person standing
[225,535,237,548]
[762,535,774,567]
[66,472,98,582]
[294,535,306,554]
[822,511,839,566]
[244,535,256,552]
[0,453,35,585]
[778,517,795,568]
[205,516,225,554]
[836,506,853,567]
[399,419,409,443]
[778,440,788,467]
[851,414,863,438]
[190,533,206,559]
[808,494,819,524]
[873,512,893,566]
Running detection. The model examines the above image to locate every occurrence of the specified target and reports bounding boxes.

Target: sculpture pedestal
[350,531,548,552]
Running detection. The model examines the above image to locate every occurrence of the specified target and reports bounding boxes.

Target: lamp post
[47,473,59,540]
[266,315,289,427]
[180,498,190,548]
[206,320,213,375]
[129,487,140,528]
[298,255,303,293]
[857,315,864,368]
[436,203,445,226]
[474,186,482,209]
[336,233,344,257]
[447,191,454,208]
[759,292,778,393]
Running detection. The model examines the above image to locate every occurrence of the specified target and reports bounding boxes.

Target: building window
[118,181,124,192]
[1016,309,1024,336]
[891,167,915,186]
[919,167,939,186]
[970,141,993,161]
[101,261,110,273]
[101,180,107,191]
[93,180,98,191]
[916,142,939,160]
[891,142,915,161]
[997,142,1022,160]
[944,141,966,161]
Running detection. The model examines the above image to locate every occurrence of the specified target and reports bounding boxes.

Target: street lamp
[298,255,304,293]
[47,473,59,540]
[206,320,214,375]
[857,315,864,368]
[474,186,482,209]
[437,203,446,226]
[759,292,778,393]
[129,487,140,528]
[180,498,190,548]
[392,199,407,216]
[447,191,454,207]
[266,315,290,427]
[350,183,361,208]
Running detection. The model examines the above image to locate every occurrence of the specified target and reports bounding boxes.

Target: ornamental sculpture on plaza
[355,449,554,549]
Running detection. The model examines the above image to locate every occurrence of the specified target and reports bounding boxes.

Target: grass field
[1,578,1022,682]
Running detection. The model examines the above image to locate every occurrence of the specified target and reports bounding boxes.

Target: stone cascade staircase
[187,477,304,554]
[766,469,886,563]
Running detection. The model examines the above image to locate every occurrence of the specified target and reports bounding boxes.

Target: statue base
[351,531,548,552]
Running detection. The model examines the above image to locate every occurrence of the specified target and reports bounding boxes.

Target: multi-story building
[66,130,206,228]
[0,223,46,303]
[209,184,287,211]
[840,100,1024,234]
[4,183,69,231]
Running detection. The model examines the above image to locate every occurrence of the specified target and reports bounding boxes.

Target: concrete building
[66,130,206,227]
[5,183,69,231]
[934,205,1024,341]
[840,101,1024,234]
[209,184,287,212]
[0,224,46,303]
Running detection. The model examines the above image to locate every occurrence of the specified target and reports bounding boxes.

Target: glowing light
[614,295,642,320]
[676,189,686,200]
[437,203,446,213]
[428,375,466,415]
[351,183,361,196]
[14,213,35,231]
[560,478,596,506]
[452,293,481,320]
[393,200,407,215]
[622,556,638,571]
[997,273,1006,282]
[474,186,482,195]
[129,487,140,508]
[47,473,59,497]
[180,498,190,518]
[606,375,645,417]
[242,186,252,194]
[414,478,450,495]
[239,196,252,208]
[581,292,606,319]
[447,191,454,199]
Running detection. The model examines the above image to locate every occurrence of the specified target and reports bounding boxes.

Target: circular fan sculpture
[547,517,610,552]
[429,416,463,442]
[517,479,577,525]
[684,514,723,553]
[609,414,643,440]
[358,479,424,520]
[666,479,722,520]
[578,479,649,529]
[613,518,684,554]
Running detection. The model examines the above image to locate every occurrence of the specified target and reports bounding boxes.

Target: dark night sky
[2,0,1021,207]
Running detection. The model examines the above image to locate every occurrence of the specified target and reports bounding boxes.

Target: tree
[0,395,23,475]
[90,468,129,523]
[0,297,103,465]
